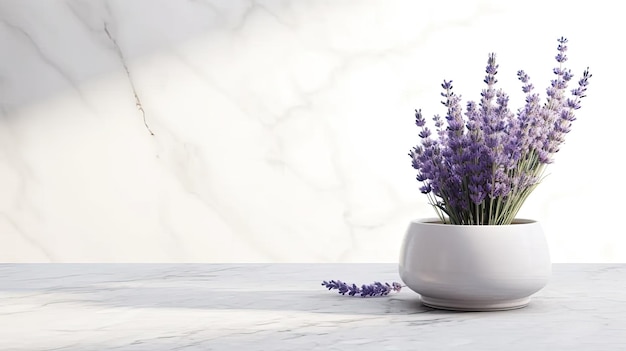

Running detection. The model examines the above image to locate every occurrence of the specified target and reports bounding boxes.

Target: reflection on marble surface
[1,264,625,350]
[0,0,623,262]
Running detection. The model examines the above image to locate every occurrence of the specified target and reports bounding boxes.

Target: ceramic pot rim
[412,218,537,226]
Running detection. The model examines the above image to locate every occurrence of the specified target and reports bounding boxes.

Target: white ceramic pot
[399,218,551,311]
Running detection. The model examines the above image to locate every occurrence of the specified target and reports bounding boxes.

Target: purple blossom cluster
[321,280,403,297]
[409,37,591,225]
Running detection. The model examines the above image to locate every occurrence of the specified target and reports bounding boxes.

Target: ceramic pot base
[399,218,551,312]
[420,296,531,312]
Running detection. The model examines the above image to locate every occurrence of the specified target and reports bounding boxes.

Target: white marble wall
[0,0,621,263]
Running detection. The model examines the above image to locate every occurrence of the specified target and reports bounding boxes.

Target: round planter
[399,218,551,311]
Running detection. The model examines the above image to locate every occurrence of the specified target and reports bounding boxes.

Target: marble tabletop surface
[1,264,625,350]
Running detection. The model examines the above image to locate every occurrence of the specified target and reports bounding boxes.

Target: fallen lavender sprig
[321,280,403,297]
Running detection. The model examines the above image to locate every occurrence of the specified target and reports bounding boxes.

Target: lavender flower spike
[321,280,403,297]
[409,36,591,225]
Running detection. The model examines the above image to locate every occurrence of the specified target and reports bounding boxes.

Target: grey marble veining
[0,0,623,263]
[1,264,625,350]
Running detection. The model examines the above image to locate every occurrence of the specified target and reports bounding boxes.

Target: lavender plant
[321,280,402,297]
[409,37,591,225]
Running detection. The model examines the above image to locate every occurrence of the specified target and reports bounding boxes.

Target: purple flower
[409,37,591,225]
[321,280,403,297]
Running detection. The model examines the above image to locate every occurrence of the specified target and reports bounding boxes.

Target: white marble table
[1,264,625,350]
